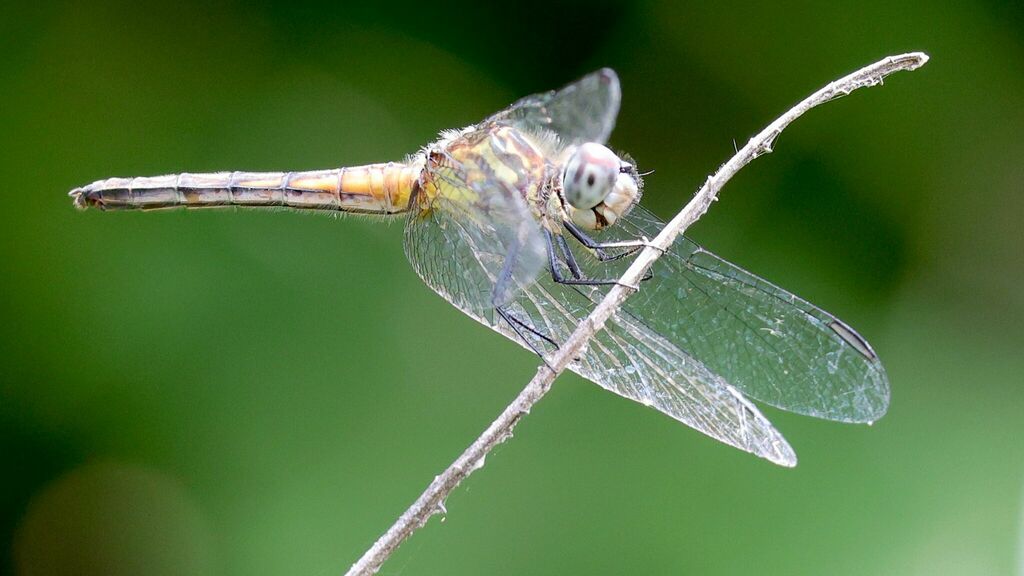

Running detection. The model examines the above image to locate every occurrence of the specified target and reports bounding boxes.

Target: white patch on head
[563,143,619,210]
[596,172,639,227]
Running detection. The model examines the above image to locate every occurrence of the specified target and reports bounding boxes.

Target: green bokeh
[2,1,1022,574]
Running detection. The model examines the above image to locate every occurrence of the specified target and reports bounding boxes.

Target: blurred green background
[2,1,1023,574]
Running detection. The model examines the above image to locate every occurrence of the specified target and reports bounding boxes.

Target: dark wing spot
[829,320,878,361]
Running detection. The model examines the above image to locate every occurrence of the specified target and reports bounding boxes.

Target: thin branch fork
[345,52,929,576]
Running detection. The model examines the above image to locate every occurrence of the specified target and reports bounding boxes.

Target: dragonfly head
[562,143,642,230]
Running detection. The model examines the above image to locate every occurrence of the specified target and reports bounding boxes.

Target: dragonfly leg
[555,233,584,279]
[562,220,650,262]
[492,235,559,362]
[546,229,653,286]
[495,305,557,362]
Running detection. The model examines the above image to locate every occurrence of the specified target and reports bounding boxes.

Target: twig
[345,52,929,576]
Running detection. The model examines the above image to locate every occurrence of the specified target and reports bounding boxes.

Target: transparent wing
[585,205,890,423]
[404,154,547,323]
[487,68,621,146]
[405,200,796,466]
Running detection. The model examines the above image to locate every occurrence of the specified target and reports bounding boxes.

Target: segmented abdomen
[69,163,420,214]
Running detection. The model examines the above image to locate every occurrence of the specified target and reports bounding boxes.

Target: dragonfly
[69,69,889,466]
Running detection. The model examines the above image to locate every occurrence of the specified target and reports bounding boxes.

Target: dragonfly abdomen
[69,163,420,214]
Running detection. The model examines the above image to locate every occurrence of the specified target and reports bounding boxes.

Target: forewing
[405,206,796,466]
[487,68,621,146]
[596,206,891,423]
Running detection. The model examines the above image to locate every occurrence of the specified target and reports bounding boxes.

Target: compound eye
[563,143,620,210]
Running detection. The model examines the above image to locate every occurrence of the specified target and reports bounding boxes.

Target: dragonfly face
[560,143,642,231]
[69,69,889,466]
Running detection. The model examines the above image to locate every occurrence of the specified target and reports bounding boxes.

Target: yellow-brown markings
[389,165,418,211]
[422,125,549,224]
[289,173,339,192]
[369,167,385,199]
[340,167,371,194]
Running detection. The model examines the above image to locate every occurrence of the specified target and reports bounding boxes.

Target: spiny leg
[546,229,653,286]
[492,227,651,360]
[563,220,648,262]
[544,228,583,281]
[495,305,557,358]
[493,234,558,360]
[555,234,584,279]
